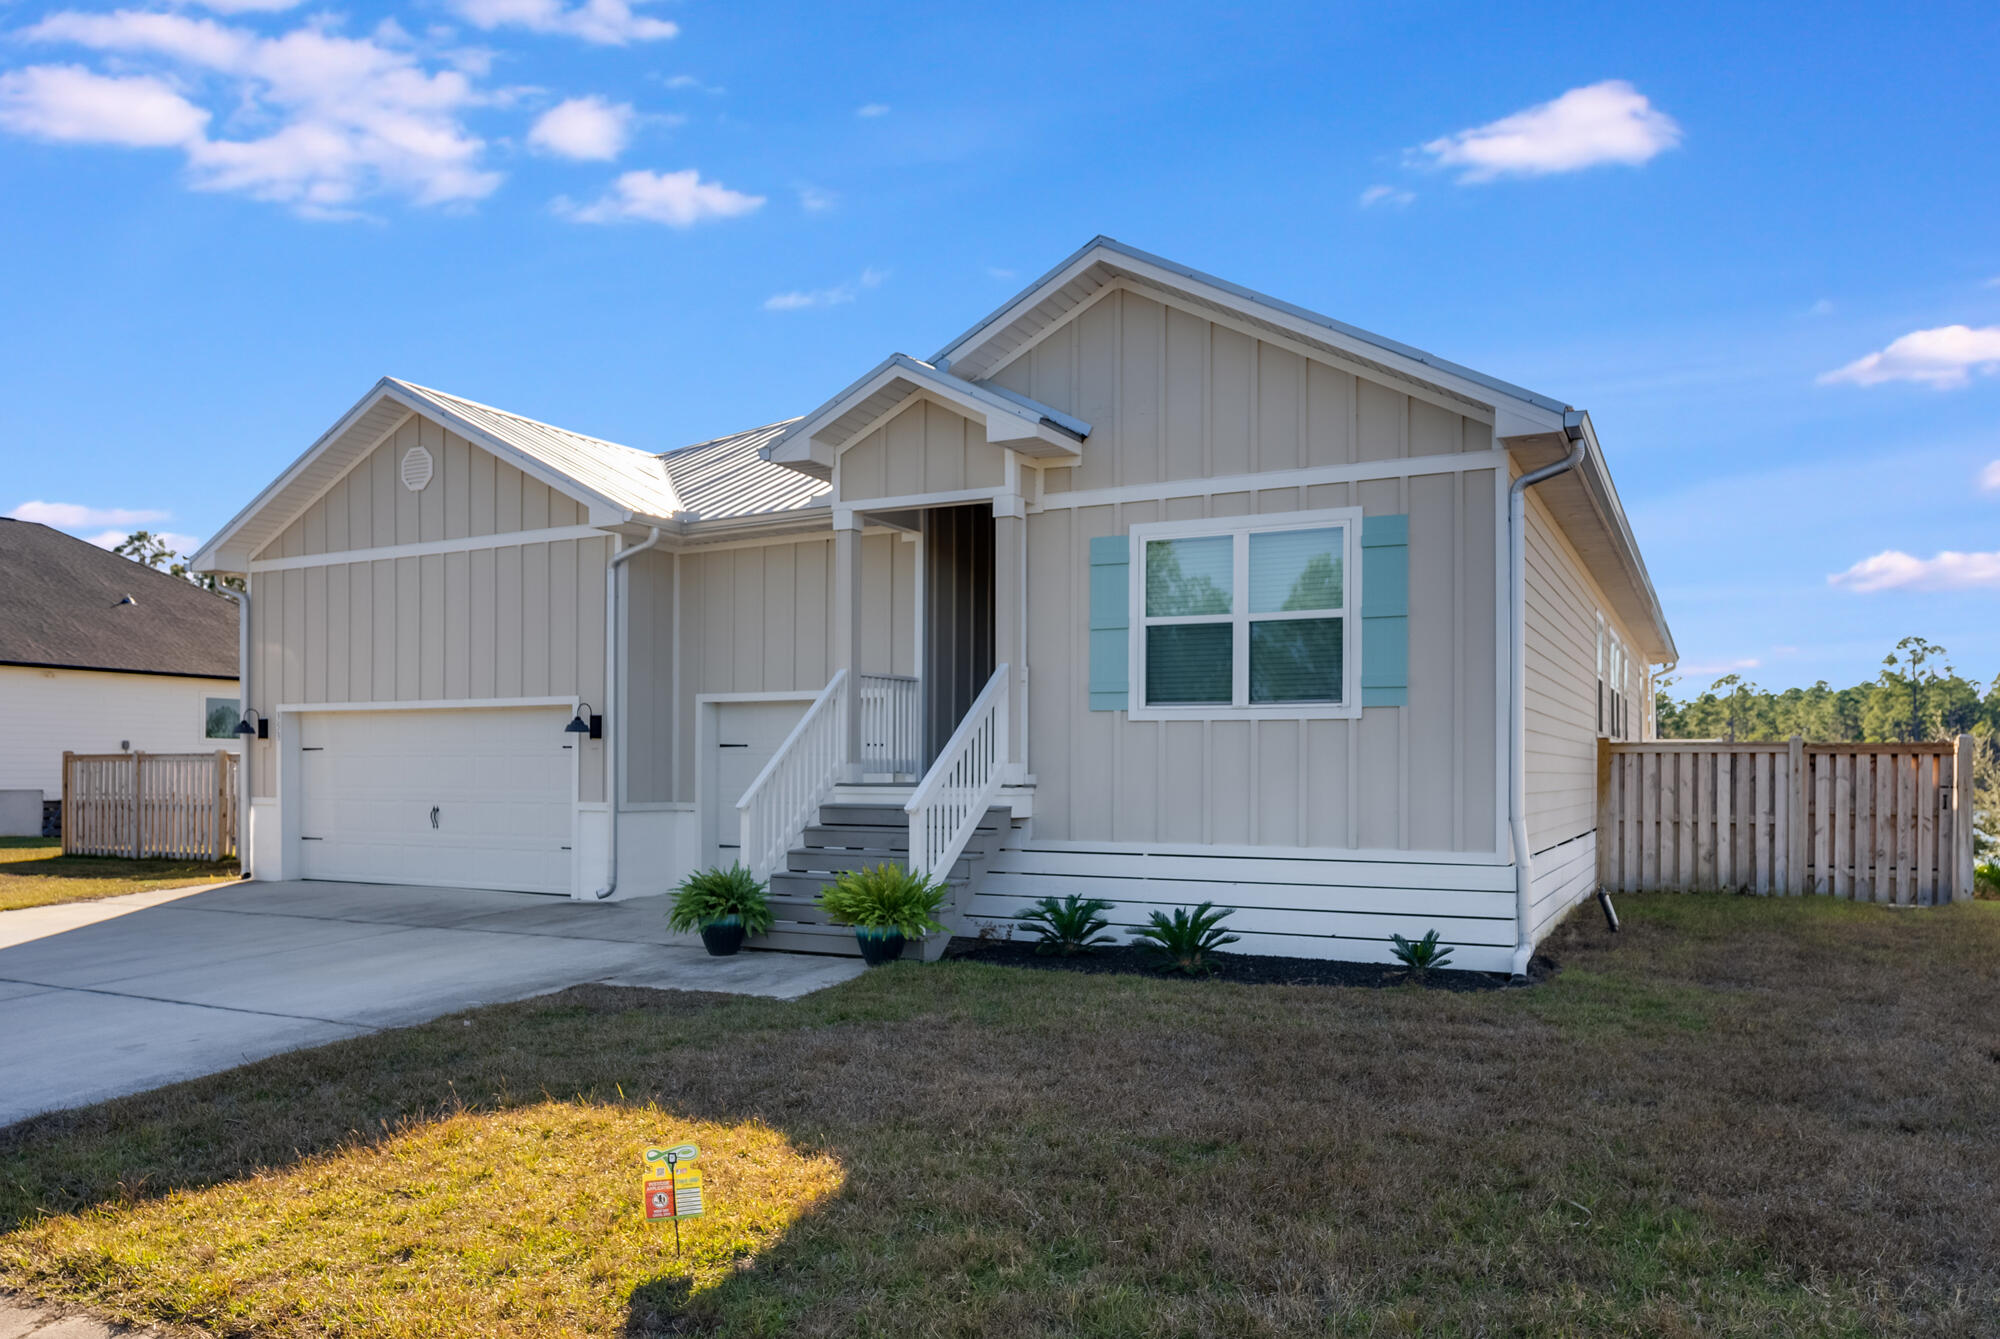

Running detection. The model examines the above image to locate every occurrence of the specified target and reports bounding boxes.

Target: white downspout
[1508,417,1587,978]
[219,585,252,878]
[594,526,664,899]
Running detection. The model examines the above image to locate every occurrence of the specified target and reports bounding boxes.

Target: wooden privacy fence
[62,750,239,862]
[1599,736,1977,904]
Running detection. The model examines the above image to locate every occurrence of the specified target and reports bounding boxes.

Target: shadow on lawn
[3,896,2000,1337]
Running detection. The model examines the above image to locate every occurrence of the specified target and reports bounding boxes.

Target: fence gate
[62,750,239,862]
[1598,736,1976,904]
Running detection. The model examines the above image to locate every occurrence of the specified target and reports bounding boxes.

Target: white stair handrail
[736,669,848,881]
[905,663,1010,879]
[857,672,921,776]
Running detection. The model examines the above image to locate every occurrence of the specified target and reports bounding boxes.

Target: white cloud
[528,95,631,160]
[796,184,833,212]
[986,266,1016,281]
[10,501,171,528]
[1806,298,1835,317]
[86,527,204,552]
[659,73,721,94]
[1828,549,2000,592]
[763,266,886,311]
[1679,657,1762,676]
[1418,80,1681,183]
[14,10,502,215]
[559,168,763,225]
[1358,183,1413,208]
[1818,324,2000,389]
[451,0,676,44]
[0,64,210,147]
[855,102,889,118]
[1979,460,2000,493]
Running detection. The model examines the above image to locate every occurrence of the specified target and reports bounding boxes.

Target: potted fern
[666,864,774,956]
[816,864,949,965]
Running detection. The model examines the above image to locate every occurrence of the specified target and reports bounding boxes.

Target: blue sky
[3,0,1997,693]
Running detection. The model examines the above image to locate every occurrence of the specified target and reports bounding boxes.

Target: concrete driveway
[0,880,864,1127]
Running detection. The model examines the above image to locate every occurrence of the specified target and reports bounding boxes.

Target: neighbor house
[192,238,1674,973]
[0,518,241,836]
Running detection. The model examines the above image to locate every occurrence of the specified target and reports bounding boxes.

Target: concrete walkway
[0,880,864,1127]
[0,1296,158,1338]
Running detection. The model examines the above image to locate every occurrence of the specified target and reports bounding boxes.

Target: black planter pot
[699,916,746,957]
[854,926,906,966]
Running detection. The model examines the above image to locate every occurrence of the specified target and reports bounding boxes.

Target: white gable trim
[764,354,1089,474]
[193,378,635,574]
[932,237,1569,436]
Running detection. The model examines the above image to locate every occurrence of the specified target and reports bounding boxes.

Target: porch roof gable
[761,354,1090,480]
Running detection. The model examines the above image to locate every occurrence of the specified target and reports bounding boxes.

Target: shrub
[1015,894,1116,955]
[1131,902,1238,975]
[1388,929,1455,975]
[1976,861,2000,900]
[817,864,949,938]
[666,864,774,936]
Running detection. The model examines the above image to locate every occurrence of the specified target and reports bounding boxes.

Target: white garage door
[299,706,574,895]
[704,698,810,867]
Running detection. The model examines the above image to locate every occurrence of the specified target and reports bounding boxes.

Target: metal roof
[389,381,685,521]
[931,235,1571,416]
[657,419,828,520]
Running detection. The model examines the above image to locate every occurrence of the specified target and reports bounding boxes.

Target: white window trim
[1127,506,1363,722]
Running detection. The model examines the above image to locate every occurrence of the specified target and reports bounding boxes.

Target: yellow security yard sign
[641,1144,704,1249]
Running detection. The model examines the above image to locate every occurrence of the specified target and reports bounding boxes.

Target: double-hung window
[1130,508,1361,719]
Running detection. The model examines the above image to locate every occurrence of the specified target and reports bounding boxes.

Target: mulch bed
[942,937,1555,989]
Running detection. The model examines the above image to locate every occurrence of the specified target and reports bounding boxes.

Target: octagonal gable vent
[400,445,434,492]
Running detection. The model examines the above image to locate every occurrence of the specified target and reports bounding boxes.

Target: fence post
[1954,734,1976,902]
[61,752,73,854]
[1786,735,1807,894]
[130,751,144,860]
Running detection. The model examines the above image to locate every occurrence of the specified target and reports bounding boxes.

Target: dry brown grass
[0,838,237,912]
[2,894,1997,1337]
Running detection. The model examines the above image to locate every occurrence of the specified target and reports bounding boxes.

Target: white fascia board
[191,377,408,573]
[764,354,1087,469]
[932,236,1573,424]
[191,379,640,576]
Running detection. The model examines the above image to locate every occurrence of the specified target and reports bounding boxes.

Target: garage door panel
[299,707,572,895]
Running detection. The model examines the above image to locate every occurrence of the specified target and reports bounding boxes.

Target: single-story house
[192,237,1674,973]
[0,518,241,836]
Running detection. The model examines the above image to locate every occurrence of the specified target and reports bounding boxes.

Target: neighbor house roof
[0,519,238,679]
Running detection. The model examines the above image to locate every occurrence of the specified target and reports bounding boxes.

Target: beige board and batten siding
[245,412,610,800]
[621,533,917,805]
[1521,484,1648,858]
[987,286,1493,493]
[986,284,1500,852]
[837,399,1008,501]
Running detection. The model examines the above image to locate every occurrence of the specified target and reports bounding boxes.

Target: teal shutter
[1087,535,1130,711]
[1360,514,1409,707]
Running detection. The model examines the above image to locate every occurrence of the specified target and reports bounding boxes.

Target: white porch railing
[736,669,848,880]
[858,673,921,776]
[906,663,1010,879]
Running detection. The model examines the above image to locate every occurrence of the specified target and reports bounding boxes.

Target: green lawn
[2,894,1996,1337]
[0,837,238,913]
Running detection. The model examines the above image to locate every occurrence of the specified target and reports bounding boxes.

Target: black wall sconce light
[565,703,603,740]
[234,708,269,740]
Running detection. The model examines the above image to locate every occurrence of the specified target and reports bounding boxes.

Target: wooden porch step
[747,918,950,961]
[799,822,1009,857]
[782,846,977,878]
[767,870,971,901]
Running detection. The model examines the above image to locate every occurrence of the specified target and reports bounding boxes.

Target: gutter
[217,586,252,879]
[593,526,664,900]
[1506,413,1588,978]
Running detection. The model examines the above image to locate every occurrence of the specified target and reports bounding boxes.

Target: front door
[921,504,996,765]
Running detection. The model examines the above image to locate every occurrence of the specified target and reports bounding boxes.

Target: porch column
[993,497,1028,781]
[832,507,865,781]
